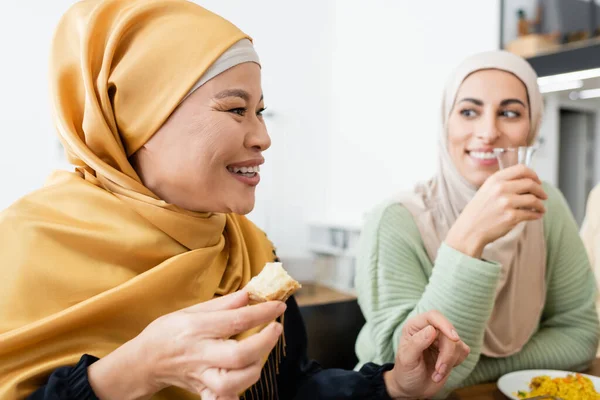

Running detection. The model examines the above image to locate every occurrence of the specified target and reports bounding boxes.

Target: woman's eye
[460,109,477,118]
[502,110,520,118]
[229,108,246,116]
[257,107,266,117]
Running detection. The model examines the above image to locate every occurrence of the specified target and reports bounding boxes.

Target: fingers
[432,335,457,382]
[202,361,263,398]
[432,334,464,383]
[494,164,541,184]
[457,341,471,366]
[198,390,219,400]
[432,336,471,383]
[184,291,249,314]
[198,390,236,400]
[402,310,460,342]
[506,207,545,224]
[202,322,283,369]
[510,194,546,214]
[505,178,548,200]
[206,301,286,338]
[399,313,472,386]
[401,325,437,366]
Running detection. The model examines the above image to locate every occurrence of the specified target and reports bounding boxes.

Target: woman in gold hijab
[0,0,470,399]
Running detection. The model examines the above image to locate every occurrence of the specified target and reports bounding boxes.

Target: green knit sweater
[355,182,599,392]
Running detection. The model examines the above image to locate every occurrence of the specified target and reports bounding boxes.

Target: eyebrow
[458,98,483,106]
[214,89,264,102]
[500,98,526,107]
[458,97,527,107]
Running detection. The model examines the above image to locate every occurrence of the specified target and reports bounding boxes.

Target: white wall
[0,1,74,211]
[327,0,500,225]
[0,1,500,261]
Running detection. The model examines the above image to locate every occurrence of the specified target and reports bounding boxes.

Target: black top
[27,296,394,400]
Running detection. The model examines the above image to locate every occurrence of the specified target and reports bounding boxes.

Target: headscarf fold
[0,1,277,398]
[399,51,547,357]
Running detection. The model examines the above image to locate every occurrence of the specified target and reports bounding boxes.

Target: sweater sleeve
[464,183,599,385]
[354,202,502,393]
[355,183,600,393]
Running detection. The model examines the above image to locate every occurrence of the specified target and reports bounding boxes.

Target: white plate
[497,369,600,399]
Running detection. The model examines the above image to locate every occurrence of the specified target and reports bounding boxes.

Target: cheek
[157,121,224,189]
[502,121,530,147]
[203,119,244,161]
[446,117,471,155]
[187,119,243,179]
[186,133,224,181]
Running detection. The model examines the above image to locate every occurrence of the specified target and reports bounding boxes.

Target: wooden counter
[295,282,356,307]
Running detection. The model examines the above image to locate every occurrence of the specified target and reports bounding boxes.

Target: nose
[475,113,500,143]
[245,118,271,152]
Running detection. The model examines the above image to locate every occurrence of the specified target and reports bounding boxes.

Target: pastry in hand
[245,262,302,303]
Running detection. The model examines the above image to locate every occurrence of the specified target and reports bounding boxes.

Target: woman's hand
[88,290,285,400]
[446,164,547,259]
[384,311,470,399]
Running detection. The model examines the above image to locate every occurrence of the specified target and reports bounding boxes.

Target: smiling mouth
[467,150,496,160]
[227,165,260,178]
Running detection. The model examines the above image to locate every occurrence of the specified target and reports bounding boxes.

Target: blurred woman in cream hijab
[356,50,599,392]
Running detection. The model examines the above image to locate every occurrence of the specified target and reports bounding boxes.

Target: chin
[465,171,494,188]
[228,201,256,215]
[182,201,255,215]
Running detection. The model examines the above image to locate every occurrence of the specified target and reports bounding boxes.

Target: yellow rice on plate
[516,373,600,400]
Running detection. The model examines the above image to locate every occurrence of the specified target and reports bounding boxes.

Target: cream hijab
[400,50,546,357]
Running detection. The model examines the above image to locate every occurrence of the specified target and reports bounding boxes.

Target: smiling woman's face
[130,62,271,214]
[446,69,531,187]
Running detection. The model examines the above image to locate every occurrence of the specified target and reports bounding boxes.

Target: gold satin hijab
[399,50,547,357]
[0,0,279,398]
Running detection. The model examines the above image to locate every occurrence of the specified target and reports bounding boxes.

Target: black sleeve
[277,296,395,400]
[27,355,99,400]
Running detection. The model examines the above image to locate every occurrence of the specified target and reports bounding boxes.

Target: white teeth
[227,165,261,174]
[470,151,496,160]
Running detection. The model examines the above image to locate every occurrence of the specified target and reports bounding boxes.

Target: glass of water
[493,146,537,169]
[493,146,540,212]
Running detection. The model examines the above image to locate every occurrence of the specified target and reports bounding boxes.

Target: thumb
[401,325,437,366]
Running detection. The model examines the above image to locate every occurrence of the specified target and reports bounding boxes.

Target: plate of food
[497,370,600,399]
